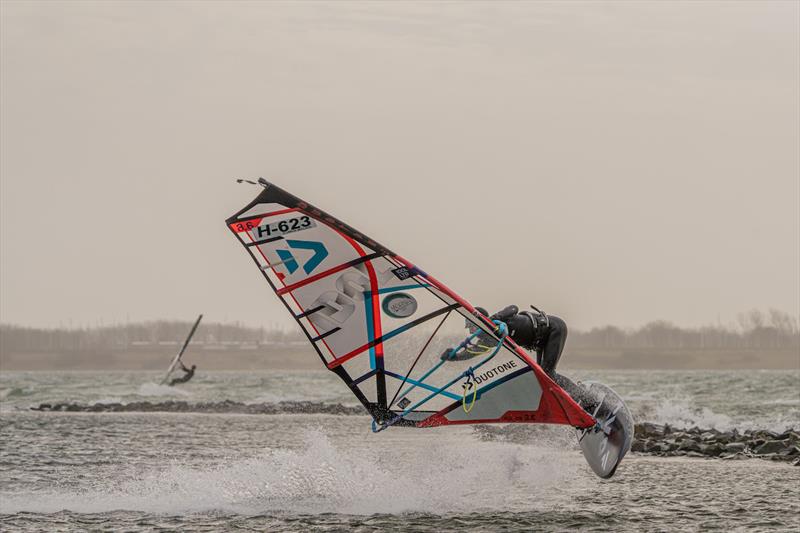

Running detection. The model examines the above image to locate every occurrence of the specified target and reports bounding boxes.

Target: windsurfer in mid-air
[168,361,196,386]
[444,305,595,409]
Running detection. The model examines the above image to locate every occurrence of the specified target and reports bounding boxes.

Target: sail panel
[227,181,595,429]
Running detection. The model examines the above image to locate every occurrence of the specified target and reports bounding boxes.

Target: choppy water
[1,370,798,531]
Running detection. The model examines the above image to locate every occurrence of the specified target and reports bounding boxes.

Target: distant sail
[161,314,203,385]
[226,181,594,431]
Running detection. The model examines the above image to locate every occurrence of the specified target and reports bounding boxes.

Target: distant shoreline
[2,348,797,371]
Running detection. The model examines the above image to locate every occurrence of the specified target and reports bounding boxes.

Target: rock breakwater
[633,422,799,464]
[474,422,799,464]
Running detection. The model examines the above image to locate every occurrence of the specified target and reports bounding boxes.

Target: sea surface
[1,369,798,532]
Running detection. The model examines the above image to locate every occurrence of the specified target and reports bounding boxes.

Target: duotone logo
[382,293,418,318]
[276,240,328,275]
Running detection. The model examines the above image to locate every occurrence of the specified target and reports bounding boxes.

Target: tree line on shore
[1,309,797,354]
[568,309,798,350]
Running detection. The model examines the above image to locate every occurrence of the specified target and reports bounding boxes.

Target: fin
[576,381,634,479]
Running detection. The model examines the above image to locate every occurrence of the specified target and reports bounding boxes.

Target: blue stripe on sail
[384,370,461,401]
[375,284,430,294]
[363,283,431,371]
[365,294,377,370]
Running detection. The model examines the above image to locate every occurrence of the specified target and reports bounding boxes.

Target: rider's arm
[441,348,474,362]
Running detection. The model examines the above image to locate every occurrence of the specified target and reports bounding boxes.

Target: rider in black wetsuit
[169,362,196,386]
[448,305,593,409]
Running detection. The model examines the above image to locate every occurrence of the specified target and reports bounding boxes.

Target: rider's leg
[538,315,597,409]
[538,315,567,375]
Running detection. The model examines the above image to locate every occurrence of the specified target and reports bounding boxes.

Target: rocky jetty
[633,422,800,464]
[29,400,364,416]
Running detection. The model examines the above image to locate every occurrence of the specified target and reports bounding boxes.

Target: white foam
[763,398,800,406]
[649,397,798,433]
[95,397,124,405]
[0,430,582,515]
[651,398,736,431]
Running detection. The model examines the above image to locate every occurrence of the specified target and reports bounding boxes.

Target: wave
[642,397,798,434]
[1,426,796,517]
[0,430,577,515]
[649,398,737,431]
[763,398,800,406]
[0,387,31,400]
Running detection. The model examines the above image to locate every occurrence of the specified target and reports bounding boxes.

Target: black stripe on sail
[246,236,284,247]
[352,369,378,386]
[352,251,383,268]
[296,305,325,319]
[377,370,387,408]
[311,327,341,343]
[330,365,374,418]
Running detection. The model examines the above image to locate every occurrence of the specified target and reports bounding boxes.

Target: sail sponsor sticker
[382,293,418,318]
[391,266,426,281]
[473,359,518,384]
[254,215,316,239]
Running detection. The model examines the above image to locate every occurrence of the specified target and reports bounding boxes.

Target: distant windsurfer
[446,305,596,410]
[168,361,196,386]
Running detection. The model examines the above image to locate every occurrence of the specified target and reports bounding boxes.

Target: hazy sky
[1,1,798,331]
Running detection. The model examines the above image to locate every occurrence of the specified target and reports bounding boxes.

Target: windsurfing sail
[160,314,203,385]
[226,179,595,431]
